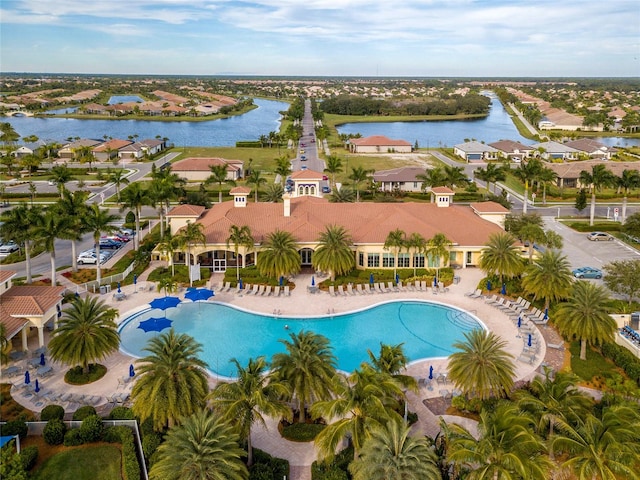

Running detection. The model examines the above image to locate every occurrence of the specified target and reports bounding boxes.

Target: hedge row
[601,342,640,385]
[103,425,141,480]
[236,141,262,148]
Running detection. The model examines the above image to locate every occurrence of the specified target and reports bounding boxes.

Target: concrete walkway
[7,266,551,480]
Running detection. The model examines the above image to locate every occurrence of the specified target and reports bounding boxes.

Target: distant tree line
[319,93,490,116]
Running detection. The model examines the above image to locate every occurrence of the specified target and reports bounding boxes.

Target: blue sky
[1,0,638,77]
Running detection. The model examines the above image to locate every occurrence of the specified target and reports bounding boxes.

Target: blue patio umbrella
[133,274,137,285]
[486,280,492,291]
[311,276,315,286]
[138,317,173,333]
[433,277,438,287]
[395,273,399,284]
[34,379,40,393]
[369,273,374,284]
[40,353,45,366]
[429,365,434,380]
[184,288,214,302]
[24,371,30,385]
[279,276,284,286]
[501,283,507,295]
[543,308,549,320]
[517,316,522,328]
[149,296,181,311]
[129,364,135,377]
[117,282,121,293]
[528,334,532,347]
[239,278,244,290]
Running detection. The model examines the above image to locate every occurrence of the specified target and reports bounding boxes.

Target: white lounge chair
[257,285,265,296]
[337,285,347,296]
[250,284,259,295]
[264,286,272,296]
[387,281,397,292]
[284,286,291,296]
[223,281,231,292]
[329,285,337,296]
[274,286,281,297]
[356,284,365,295]
[465,288,482,298]
[346,284,355,295]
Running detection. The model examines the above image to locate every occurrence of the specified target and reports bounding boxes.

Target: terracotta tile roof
[230,186,251,194]
[167,204,207,217]
[564,139,614,153]
[1,286,66,337]
[172,157,243,172]
[0,270,16,284]
[431,186,455,194]
[93,139,133,152]
[470,201,510,214]
[291,169,325,180]
[546,161,639,179]
[488,140,534,153]
[373,167,425,183]
[190,197,505,247]
[350,135,411,147]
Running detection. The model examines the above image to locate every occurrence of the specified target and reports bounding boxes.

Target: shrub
[1,419,28,439]
[43,419,67,445]
[72,405,97,421]
[311,446,353,480]
[249,449,289,480]
[19,445,38,471]
[281,422,325,442]
[104,426,140,480]
[79,415,104,443]
[63,428,84,447]
[142,431,163,460]
[65,364,107,385]
[40,404,65,421]
[108,406,135,420]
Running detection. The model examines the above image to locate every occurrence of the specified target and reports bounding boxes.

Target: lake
[4,96,638,148]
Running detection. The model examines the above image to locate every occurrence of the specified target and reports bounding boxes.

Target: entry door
[300,249,313,266]
[213,259,226,272]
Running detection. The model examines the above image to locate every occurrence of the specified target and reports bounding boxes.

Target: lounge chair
[363,284,372,294]
[346,284,355,295]
[373,283,382,293]
[284,286,290,296]
[387,281,397,292]
[355,284,364,295]
[222,281,231,292]
[431,285,438,294]
[257,285,265,296]
[416,281,424,291]
[274,286,281,297]
[397,281,405,291]
[264,286,272,296]
[405,281,415,291]
[329,285,337,296]
[518,353,537,364]
[438,282,448,293]
[484,294,498,304]
[547,342,565,350]
[250,284,259,295]
[4,366,20,377]
[465,288,482,298]
[337,285,346,296]
[439,389,452,400]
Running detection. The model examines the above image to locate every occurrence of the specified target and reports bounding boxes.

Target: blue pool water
[119,300,483,378]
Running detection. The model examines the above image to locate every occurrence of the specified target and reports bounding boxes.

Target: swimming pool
[119,300,484,378]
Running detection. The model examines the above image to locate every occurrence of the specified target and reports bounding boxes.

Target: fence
[75,262,137,294]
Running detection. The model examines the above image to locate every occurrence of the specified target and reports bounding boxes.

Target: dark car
[300,155,307,161]
[98,239,122,250]
[322,186,331,194]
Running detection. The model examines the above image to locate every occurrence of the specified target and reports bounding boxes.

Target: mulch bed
[422,396,451,415]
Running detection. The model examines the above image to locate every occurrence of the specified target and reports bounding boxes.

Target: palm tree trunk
[247,435,254,467]
[219,187,223,204]
[523,184,528,214]
[589,193,596,226]
[25,242,32,284]
[96,241,103,284]
[622,196,628,224]
[50,252,56,285]
[158,208,165,239]
[580,338,587,360]
[187,245,192,287]
[71,239,78,272]
[135,207,141,250]
[299,398,305,423]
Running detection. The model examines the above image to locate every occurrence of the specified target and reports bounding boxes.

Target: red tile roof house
[348,135,413,153]
[0,270,66,350]
[373,167,427,192]
[488,140,535,163]
[564,139,617,160]
[546,160,640,189]
[171,157,244,182]
[163,186,510,274]
[92,139,133,162]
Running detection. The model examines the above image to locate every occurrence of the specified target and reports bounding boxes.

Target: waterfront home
[531,141,580,161]
[453,140,499,162]
[488,140,534,162]
[348,135,412,153]
[564,139,616,160]
[373,167,426,193]
[546,160,640,189]
[171,157,244,182]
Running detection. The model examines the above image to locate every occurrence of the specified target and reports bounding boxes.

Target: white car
[0,241,19,253]
[77,251,108,265]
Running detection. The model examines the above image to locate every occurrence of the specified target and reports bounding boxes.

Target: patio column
[37,326,44,348]
[21,327,28,351]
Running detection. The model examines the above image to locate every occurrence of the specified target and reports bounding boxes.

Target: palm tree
[149,166,186,238]
[442,164,468,189]
[83,204,119,284]
[245,170,266,202]
[157,230,182,277]
[271,330,337,423]
[616,169,640,223]
[383,229,405,279]
[49,164,74,198]
[348,166,372,202]
[427,233,451,282]
[313,225,354,281]
[349,417,440,480]
[0,203,42,283]
[555,281,616,360]
[513,159,542,214]
[32,208,72,285]
[261,183,284,202]
[0,323,9,366]
[479,232,524,284]
[74,145,96,171]
[149,409,249,480]
[324,155,343,186]
[120,182,151,250]
[226,225,254,280]
[312,364,404,461]
[518,222,546,262]
[48,296,119,375]
[329,187,355,203]
[406,232,426,276]
[132,329,209,430]
[54,190,89,272]
[515,369,592,460]
[551,405,640,480]
[106,167,130,203]
[175,222,206,287]
[579,164,616,226]
[521,250,574,311]
[447,402,551,480]
[273,157,291,184]
[207,164,236,204]
[448,329,516,400]
[416,167,448,194]
[475,162,506,194]
[257,229,300,279]
[209,357,291,466]
[366,343,417,393]
[537,165,557,205]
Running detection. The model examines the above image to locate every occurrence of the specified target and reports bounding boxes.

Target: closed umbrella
[133,274,137,293]
[543,308,548,320]
[311,276,315,287]
[486,280,492,291]
[34,379,40,393]
[501,283,506,295]
[428,365,433,380]
[239,278,244,290]
[433,277,438,287]
[279,276,284,286]
[40,353,45,366]
[395,273,399,285]
[517,316,522,329]
[117,282,121,293]
[528,334,532,347]
[24,371,30,385]
[129,364,135,377]
[369,273,374,285]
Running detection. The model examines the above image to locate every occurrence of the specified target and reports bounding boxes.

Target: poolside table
[37,365,53,377]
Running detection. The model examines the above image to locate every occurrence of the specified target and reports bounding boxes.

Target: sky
[1,0,639,77]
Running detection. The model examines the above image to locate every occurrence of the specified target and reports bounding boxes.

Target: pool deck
[6,267,559,480]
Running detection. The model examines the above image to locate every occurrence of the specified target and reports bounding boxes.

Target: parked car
[587,232,614,241]
[118,227,134,236]
[572,267,603,279]
[322,186,331,194]
[98,239,122,250]
[300,155,307,161]
[77,251,108,265]
[300,165,308,170]
[0,241,19,253]
[322,175,328,180]
[103,234,129,243]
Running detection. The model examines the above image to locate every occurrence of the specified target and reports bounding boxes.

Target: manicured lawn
[32,445,122,480]
[569,342,620,387]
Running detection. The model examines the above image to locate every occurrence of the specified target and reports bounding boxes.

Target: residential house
[373,167,426,192]
[531,141,580,161]
[118,142,145,162]
[453,141,499,162]
[348,135,412,153]
[58,139,102,159]
[546,160,640,189]
[488,140,534,162]
[92,139,133,162]
[564,139,616,160]
[139,138,167,155]
[171,157,244,182]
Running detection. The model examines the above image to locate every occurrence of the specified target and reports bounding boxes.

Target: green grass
[281,422,326,442]
[569,342,620,384]
[32,445,122,480]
